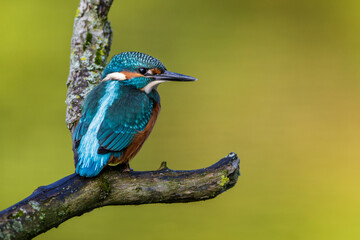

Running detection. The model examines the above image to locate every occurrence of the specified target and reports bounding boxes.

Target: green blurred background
[1,0,359,239]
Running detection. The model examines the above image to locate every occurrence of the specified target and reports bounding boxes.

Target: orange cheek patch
[122,71,143,79]
[151,68,162,74]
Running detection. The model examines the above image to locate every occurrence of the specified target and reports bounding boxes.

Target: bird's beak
[152,70,197,82]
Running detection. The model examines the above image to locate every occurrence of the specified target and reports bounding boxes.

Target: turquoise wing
[97,87,153,152]
[73,83,107,147]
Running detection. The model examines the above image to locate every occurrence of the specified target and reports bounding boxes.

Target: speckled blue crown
[102,52,167,79]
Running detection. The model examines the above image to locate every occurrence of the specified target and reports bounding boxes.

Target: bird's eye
[138,68,147,75]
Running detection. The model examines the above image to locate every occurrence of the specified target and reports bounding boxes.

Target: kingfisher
[72,52,196,177]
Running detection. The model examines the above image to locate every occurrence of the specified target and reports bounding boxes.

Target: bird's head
[101,52,197,93]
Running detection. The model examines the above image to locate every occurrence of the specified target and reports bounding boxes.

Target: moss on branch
[0,153,240,240]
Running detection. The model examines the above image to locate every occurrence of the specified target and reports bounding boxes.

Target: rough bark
[0,0,241,239]
[65,0,113,133]
[0,153,240,240]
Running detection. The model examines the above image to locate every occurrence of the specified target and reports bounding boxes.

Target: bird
[72,52,197,177]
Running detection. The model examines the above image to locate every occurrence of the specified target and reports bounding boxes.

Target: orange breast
[108,101,161,165]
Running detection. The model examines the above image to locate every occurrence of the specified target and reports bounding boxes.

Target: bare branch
[0,153,240,240]
[65,0,113,133]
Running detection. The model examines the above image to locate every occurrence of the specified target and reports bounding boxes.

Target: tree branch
[0,153,240,240]
[0,0,241,239]
[66,0,113,133]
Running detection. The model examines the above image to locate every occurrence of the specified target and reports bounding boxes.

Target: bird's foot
[113,163,133,172]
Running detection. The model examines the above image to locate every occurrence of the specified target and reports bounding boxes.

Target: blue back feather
[74,81,119,177]
[73,80,156,177]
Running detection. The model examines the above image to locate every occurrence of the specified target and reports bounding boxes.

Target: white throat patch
[103,72,126,81]
[143,80,168,94]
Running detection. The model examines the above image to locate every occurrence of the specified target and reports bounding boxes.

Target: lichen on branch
[0,153,240,240]
[66,0,113,133]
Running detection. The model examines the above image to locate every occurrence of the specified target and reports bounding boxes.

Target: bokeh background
[1,0,360,239]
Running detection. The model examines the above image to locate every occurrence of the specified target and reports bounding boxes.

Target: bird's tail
[75,152,111,177]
